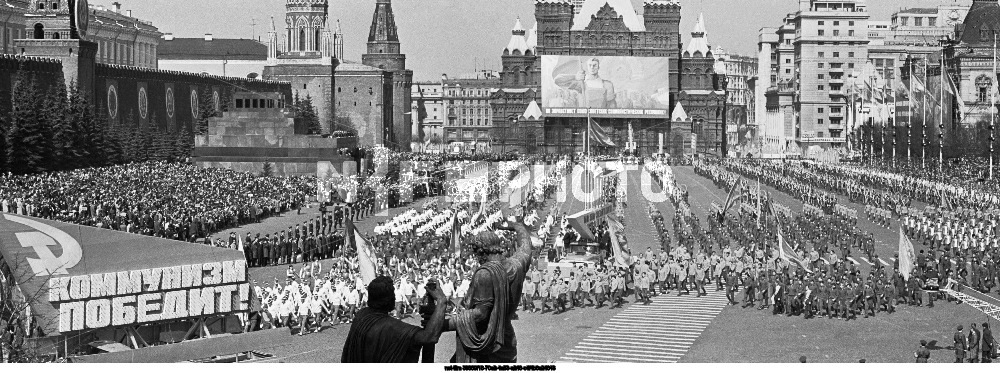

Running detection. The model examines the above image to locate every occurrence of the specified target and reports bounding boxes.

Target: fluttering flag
[606,216,630,268]
[776,222,812,273]
[898,225,915,280]
[719,178,744,223]
[944,71,968,120]
[470,185,488,225]
[755,178,762,228]
[765,196,811,273]
[589,118,617,147]
[346,219,376,285]
[940,189,954,211]
[450,212,462,257]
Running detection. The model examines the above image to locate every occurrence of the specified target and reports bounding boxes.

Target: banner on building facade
[137,82,149,125]
[105,79,119,122]
[541,55,670,118]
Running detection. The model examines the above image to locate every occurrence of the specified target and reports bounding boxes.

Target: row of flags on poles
[843,59,975,134]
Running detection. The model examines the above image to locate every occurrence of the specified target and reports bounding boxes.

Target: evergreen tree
[219,88,233,113]
[7,72,53,174]
[301,94,322,135]
[174,126,194,161]
[153,126,173,161]
[196,87,218,135]
[261,160,273,177]
[45,78,73,171]
[292,91,301,116]
[103,119,125,166]
[86,101,110,168]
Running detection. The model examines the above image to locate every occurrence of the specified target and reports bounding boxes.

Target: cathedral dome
[959,0,1000,45]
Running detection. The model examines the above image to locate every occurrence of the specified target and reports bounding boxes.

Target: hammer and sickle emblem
[3,214,82,276]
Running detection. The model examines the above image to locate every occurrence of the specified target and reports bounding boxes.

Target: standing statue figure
[446,220,541,363]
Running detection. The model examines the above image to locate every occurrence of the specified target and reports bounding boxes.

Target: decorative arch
[295,16,309,28]
[299,27,306,51]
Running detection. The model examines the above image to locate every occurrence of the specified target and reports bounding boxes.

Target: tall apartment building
[793,0,870,154]
[758,0,869,158]
[756,14,801,158]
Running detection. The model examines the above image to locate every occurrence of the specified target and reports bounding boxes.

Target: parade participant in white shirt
[309,293,324,333]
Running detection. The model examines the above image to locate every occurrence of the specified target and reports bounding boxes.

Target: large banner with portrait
[541,55,671,118]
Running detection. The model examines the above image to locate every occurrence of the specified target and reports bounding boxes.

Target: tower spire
[363,0,405,71]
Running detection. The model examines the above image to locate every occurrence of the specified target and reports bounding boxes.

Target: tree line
[0,68,194,175]
[0,68,328,176]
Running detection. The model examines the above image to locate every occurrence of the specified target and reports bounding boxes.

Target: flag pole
[939,42,945,174]
[908,55,913,161]
[892,78,897,166]
[922,59,927,168]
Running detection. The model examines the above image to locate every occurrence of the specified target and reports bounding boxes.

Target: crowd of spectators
[0,161,314,241]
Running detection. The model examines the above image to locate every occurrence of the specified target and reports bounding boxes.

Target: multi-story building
[0,1,27,54]
[714,46,757,156]
[757,0,870,158]
[867,5,970,99]
[441,71,501,153]
[949,0,1000,135]
[756,14,802,158]
[533,0,681,155]
[26,1,162,68]
[412,82,444,152]
[793,0,870,155]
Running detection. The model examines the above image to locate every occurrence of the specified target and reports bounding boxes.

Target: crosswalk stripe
[615,313,717,321]
[848,257,859,265]
[860,257,872,265]
[608,314,715,322]
[583,337,694,346]
[601,322,706,331]
[628,303,730,309]
[571,345,686,357]
[564,352,675,363]
[578,341,691,353]
[562,356,629,363]
[594,328,702,337]
[879,258,889,266]
[561,290,729,363]
[612,316,716,324]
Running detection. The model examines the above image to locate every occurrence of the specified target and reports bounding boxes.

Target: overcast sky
[97,0,969,81]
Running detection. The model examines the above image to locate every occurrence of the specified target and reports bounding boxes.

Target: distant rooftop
[894,8,939,15]
[159,37,266,60]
